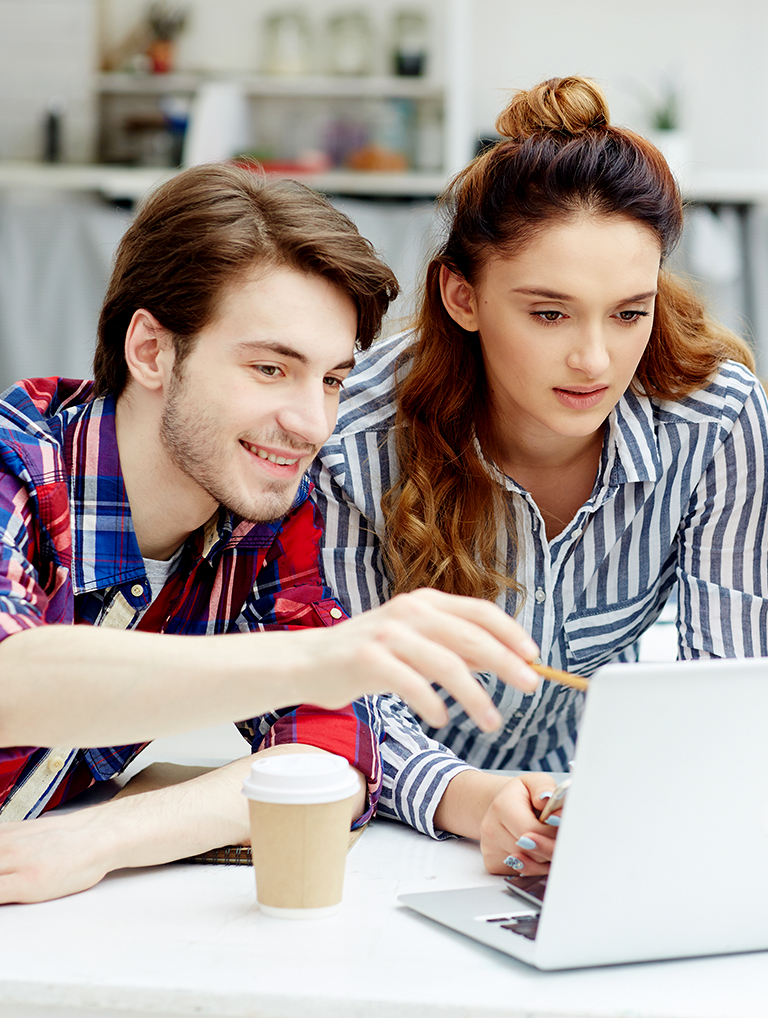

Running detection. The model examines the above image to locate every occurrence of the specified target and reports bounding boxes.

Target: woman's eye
[533,310,564,322]
[616,309,650,323]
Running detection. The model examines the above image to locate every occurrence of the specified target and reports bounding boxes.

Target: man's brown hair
[93,162,399,395]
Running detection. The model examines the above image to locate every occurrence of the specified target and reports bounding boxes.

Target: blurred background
[0,0,767,389]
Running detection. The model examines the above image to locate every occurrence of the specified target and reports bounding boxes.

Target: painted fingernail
[545,815,561,827]
[539,791,552,801]
[516,836,537,851]
[503,855,525,871]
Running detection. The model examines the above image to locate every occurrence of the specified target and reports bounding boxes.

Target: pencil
[530,662,590,692]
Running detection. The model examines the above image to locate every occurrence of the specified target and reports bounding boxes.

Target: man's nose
[275,383,334,447]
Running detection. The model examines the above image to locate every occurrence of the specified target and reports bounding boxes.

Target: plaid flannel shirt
[0,377,381,821]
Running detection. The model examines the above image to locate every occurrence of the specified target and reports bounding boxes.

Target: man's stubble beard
[159,366,308,525]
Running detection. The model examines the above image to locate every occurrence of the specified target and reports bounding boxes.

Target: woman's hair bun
[495,76,610,140]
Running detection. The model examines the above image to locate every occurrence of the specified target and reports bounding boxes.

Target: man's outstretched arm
[0,589,540,749]
[0,745,366,904]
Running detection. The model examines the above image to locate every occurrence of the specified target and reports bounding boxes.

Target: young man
[0,165,540,903]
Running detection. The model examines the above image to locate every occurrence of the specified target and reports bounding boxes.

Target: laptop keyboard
[484,913,540,941]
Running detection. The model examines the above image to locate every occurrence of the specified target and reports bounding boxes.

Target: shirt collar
[66,393,145,594]
[607,388,663,485]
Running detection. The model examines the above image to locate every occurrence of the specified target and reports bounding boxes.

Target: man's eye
[256,364,280,377]
[324,376,344,389]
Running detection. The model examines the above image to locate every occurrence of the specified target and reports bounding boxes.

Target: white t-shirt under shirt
[142,545,183,605]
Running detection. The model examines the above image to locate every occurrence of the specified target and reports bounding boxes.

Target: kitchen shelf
[96,72,443,102]
[93,1,473,198]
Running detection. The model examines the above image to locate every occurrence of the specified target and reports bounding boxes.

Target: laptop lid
[400,657,768,970]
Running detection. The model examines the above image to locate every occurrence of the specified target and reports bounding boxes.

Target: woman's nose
[565,326,610,377]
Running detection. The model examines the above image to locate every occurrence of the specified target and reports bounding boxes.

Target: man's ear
[439,265,479,332]
[124,310,174,392]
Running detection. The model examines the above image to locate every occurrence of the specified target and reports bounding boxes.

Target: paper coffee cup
[242,753,360,918]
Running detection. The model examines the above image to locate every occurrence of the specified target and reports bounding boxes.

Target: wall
[470,0,768,172]
[0,0,97,162]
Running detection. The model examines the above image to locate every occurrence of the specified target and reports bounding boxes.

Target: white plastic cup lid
[242,752,360,804]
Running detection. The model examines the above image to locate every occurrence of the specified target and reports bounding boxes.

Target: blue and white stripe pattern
[310,329,768,837]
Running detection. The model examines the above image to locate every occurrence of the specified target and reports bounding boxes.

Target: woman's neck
[490,423,606,541]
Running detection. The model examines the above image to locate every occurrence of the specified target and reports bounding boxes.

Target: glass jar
[392,10,428,77]
[326,12,374,76]
[262,10,312,76]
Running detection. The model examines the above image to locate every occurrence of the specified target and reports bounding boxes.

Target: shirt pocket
[678,576,768,658]
[562,584,664,675]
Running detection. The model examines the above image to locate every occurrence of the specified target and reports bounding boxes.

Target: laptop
[399,657,768,970]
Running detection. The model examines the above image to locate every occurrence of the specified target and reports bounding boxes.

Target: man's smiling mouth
[241,441,300,466]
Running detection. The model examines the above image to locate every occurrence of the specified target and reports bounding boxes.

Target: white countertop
[0,621,736,1018]
[0,801,763,1018]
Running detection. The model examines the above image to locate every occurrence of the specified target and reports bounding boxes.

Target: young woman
[310,76,768,875]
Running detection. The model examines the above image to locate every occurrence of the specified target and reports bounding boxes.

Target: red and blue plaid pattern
[0,377,381,823]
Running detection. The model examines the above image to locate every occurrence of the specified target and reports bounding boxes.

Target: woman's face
[441,214,661,457]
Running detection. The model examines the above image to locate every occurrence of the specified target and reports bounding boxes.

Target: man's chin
[225,485,302,525]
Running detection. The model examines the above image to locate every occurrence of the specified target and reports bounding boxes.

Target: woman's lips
[553,386,609,410]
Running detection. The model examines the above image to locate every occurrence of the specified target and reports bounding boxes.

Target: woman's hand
[479,773,561,876]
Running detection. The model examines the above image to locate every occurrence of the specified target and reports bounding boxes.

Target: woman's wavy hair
[94,162,398,396]
[381,76,754,603]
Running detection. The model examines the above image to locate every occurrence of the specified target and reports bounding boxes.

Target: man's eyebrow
[234,340,355,371]
[513,287,658,303]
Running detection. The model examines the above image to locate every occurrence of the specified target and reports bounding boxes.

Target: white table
[0,800,764,1018]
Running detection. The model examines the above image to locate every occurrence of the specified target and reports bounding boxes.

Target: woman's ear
[439,265,479,332]
[124,309,174,392]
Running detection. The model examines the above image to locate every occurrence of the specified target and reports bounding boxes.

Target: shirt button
[47,755,66,773]
[572,528,583,538]
[131,584,144,597]
[535,588,547,603]
[329,607,343,619]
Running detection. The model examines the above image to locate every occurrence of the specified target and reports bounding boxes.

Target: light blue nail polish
[545,815,561,827]
[539,791,552,801]
[503,855,525,871]
[516,836,537,851]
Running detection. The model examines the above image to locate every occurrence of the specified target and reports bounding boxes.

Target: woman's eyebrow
[512,287,658,302]
[513,287,574,300]
[620,290,658,303]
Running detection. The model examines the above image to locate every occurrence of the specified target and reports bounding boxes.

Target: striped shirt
[310,329,768,838]
[0,376,380,820]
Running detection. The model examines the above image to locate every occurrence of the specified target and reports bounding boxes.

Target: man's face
[159,265,358,524]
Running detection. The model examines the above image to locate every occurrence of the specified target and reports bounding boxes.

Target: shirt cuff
[258,700,382,830]
[377,747,477,840]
